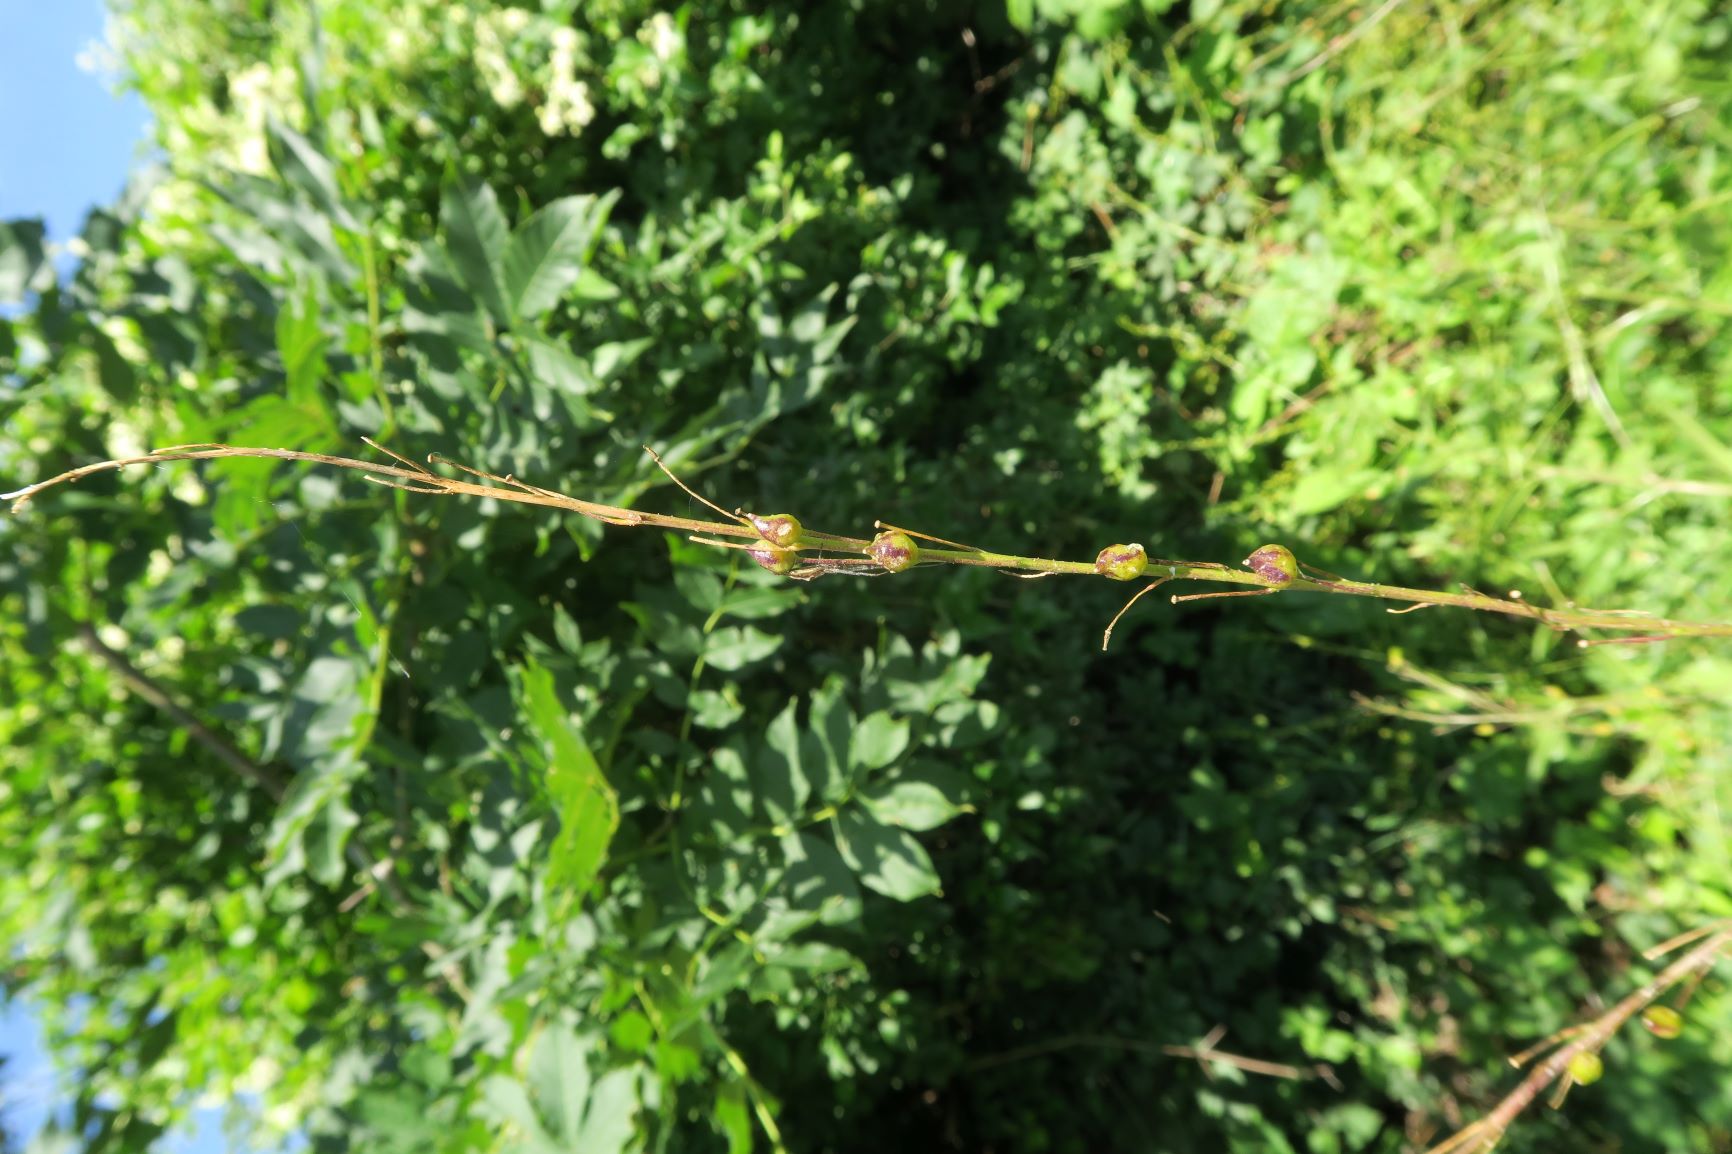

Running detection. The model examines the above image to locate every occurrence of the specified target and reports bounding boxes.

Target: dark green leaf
[0,217,49,302]
[753,698,812,823]
[441,177,511,326]
[703,625,782,672]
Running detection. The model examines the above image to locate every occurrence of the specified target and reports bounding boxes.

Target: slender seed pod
[1094,543,1150,581]
[1641,1005,1684,1039]
[748,543,799,575]
[748,512,803,549]
[867,530,919,573]
[1244,544,1299,586]
[1567,1051,1603,1086]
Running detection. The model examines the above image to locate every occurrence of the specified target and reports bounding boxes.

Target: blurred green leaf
[0,217,49,302]
[849,711,909,772]
[834,808,941,901]
[860,776,966,832]
[527,1020,591,1147]
[504,191,621,323]
[714,1081,753,1154]
[441,176,511,326]
[266,116,358,232]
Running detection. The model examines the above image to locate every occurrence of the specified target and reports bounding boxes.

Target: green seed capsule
[1244,544,1299,586]
[749,544,799,576]
[1641,1005,1683,1039]
[1094,543,1149,581]
[867,530,919,573]
[1567,1051,1603,1086]
[748,513,803,548]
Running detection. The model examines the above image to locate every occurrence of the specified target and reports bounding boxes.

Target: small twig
[1102,578,1173,651]
[965,1029,1321,1082]
[76,623,288,800]
[75,620,415,913]
[1425,926,1732,1154]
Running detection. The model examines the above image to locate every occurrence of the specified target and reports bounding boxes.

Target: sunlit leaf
[834,808,941,901]
[518,658,618,909]
[504,191,621,322]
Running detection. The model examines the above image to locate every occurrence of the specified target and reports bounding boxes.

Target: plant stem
[8,442,1732,643]
[1426,926,1732,1154]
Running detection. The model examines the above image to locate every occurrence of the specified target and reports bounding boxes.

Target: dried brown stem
[8,442,1732,643]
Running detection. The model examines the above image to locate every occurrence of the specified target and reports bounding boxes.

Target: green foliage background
[3,0,1731,1151]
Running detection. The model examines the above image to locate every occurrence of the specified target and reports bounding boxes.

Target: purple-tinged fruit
[748,512,803,548]
[1094,543,1150,581]
[749,544,799,576]
[1244,544,1299,586]
[867,530,919,573]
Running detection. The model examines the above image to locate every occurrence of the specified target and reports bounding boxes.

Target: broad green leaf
[259,651,369,887]
[214,174,355,281]
[780,832,861,927]
[714,585,799,621]
[503,191,621,322]
[525,337,606,428]
[608,1012,654,1053]
[834,808,941,901]
[860,777,966,833]
[525,337,600,397]
[480,1075,549,1141]
[518,659,619,906]
[763,941,858,972]
[671,567,724,613]
[814,689,859,807]
[307,796,361,885]
[688,688,744,730]
[592,337,653,382]
[574,1068,639,1154]
[849,711,910,771]
[441,177,511,325]
[688,744,755,842]
[528,1020,591,1146]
